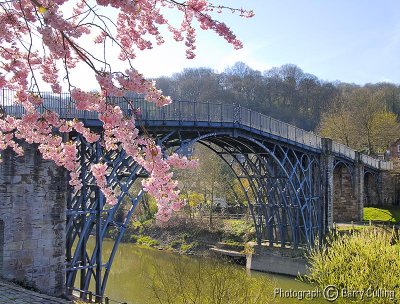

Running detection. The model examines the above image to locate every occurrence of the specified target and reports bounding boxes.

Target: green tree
[196,145,228,226]
[179,191,204,219]
[369,111,400,153]
[172,143,237,222]
[318,96,354,146]
[319,86,400,154]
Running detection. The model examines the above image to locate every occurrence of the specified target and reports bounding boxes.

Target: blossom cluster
[0,0,252,220]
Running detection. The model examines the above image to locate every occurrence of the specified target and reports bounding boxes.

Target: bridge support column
[354,153,364,221]
[321,138,334,230]
[0,143,67,297]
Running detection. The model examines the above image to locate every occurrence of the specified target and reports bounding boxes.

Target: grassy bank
[363,205,400,222]
[108,215,256,254]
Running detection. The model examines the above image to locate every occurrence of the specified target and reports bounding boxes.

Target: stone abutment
[0,143,67,296]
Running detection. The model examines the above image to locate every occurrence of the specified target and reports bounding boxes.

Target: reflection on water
[96,239,322,303]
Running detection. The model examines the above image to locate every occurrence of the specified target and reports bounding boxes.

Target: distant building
[388,138,400,165]
[386,139,400,205]
[213,196,228,208]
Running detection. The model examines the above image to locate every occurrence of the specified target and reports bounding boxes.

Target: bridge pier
[321,138,334,229]
[354,154,364,221]
[321,139,365,226]
[0,143,67,297]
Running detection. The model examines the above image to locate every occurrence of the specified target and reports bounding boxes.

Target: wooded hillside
[156,62,400,154]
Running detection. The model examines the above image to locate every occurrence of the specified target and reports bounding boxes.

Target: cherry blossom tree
[0,0,253,221]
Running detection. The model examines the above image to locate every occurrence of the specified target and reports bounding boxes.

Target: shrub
[222,219,255,243]
[181,232,191,242]
[180,241,200,253]
[170,240,182,249]
[306,228,400,303]
[128,235,138,243]
[107,227,119,240]
[137,236,159,247]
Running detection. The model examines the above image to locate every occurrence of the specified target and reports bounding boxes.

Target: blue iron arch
[65,124,325,301]
[158,130,323,249]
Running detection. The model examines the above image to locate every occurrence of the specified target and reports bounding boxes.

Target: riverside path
[0,279,71,304]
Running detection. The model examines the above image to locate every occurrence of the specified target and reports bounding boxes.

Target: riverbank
[108,213,256,256]
[110,206,400,255]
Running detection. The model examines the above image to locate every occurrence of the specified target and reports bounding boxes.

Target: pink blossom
[0,0,251,221]
[167,153,198,169]
[0,76,5,88]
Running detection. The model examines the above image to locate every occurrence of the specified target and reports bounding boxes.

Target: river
[95,239,324,304]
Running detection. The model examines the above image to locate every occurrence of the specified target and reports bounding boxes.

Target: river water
[97,239,324,304]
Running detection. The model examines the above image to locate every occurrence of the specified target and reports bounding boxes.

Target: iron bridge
[0,90,393,301]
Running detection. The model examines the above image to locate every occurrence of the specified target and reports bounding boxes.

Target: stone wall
[333,165,360,222]
[246,245,308,276]
[364,172,379,206]
[380,172,398,205]
[0,143,67,296]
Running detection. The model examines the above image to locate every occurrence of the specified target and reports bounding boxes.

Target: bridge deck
[0,89,392,170]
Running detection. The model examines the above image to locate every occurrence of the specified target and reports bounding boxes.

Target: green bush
[137,236,159,247]
[131,221,143,229]
[222,219,255,243]
[180,241,200,253]
[107,227,119,240]
[170,240,182,249]
[306,228,400,303]
[128,235,138,243]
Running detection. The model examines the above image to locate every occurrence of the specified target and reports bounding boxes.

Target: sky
[126,0,400,85]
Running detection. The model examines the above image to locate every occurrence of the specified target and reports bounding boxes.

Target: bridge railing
[380,161,394,170]
[360,154,379,168]
[360,154,393,170]
[0,89,393,170]
[102,97,323,150]
[127,99,236,123]
[332,142,356,159]
[238,107,322,149]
